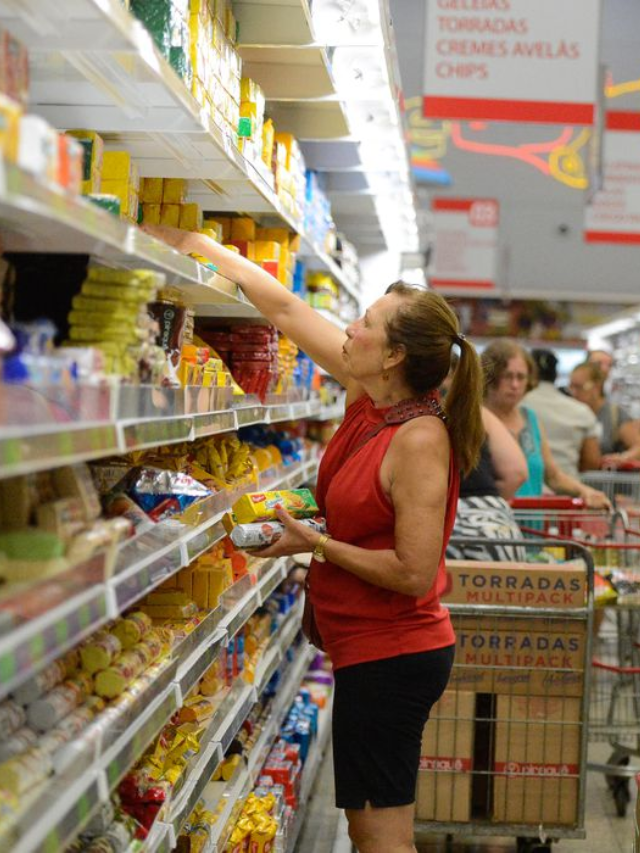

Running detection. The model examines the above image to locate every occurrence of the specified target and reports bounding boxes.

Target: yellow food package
[253,241,280,261]
[160,203,181,227]
[163,178,187,204]
[232,488,318,523]
[255,227,288,244]
[142,203,161,225]
[66,129,104,182]
[204,216,230,241]
[198,227,218,242]
[102,150,134,181]
[230,217,255,242]
[100,179,133,216]
[274,131,295,169]
[262,119,274,167]
[0,94,21,163]
[140,177,164,203]
[179,202,203,231]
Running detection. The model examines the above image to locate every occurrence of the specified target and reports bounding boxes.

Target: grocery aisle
[296,743,636,852]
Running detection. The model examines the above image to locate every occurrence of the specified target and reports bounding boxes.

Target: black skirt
[332,645,455,810]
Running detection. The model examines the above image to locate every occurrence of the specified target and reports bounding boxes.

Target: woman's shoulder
[390,412,450,454]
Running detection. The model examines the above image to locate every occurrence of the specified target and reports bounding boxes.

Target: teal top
[515,406,545,497]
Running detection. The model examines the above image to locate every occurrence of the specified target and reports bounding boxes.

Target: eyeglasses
[501,372,528,383]
[569,380,594,392]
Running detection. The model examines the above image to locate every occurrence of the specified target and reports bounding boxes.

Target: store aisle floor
[295,742,636,853]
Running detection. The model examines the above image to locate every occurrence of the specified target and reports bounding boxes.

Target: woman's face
[488,354,529,410]
[343,292,405,381]
[569,367,599,409]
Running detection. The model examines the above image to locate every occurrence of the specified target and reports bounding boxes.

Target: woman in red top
[143,225,485,853]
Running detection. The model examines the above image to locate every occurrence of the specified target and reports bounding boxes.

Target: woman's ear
[384,344,407,371]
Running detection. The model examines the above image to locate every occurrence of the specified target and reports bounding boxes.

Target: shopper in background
[482,340,609,508]
[142,223,485,853]
[587,347,615,379]
[569,361,640,464]
[524,348,601,478]
[442,361,527,560]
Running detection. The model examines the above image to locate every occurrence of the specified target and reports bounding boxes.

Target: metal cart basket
[414,536,594,853]
[512,497,640,818]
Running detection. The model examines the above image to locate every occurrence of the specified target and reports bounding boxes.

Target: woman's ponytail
[443,337,484,475]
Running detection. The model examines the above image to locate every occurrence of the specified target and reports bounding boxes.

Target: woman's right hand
[140,224,200,255]
[579,486,611,510]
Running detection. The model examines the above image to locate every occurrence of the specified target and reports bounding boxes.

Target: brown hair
[481,340,538,395]
[384,282,484,475]
[573,361,605,392]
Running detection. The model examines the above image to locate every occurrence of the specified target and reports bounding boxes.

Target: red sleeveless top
[309,393,459,670]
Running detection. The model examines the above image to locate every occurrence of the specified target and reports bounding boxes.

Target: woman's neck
[364,378,420,409]
[486,400,517,420]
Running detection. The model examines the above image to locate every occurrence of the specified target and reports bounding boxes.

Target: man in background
[524,348,601,478]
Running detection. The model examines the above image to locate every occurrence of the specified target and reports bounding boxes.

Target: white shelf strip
[0,394,335,480]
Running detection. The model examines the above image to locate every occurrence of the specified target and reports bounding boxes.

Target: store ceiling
[385,0,640,303]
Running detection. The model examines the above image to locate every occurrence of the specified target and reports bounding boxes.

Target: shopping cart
[512,497,640,818]
[414,536,594,853]
[581,462,640,522]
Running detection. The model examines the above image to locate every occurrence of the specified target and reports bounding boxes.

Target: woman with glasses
[482,340,609,507]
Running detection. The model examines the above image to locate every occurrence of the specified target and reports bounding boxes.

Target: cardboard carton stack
[415,558,588,828]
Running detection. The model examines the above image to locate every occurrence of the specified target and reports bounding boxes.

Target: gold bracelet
[312,533,331,563]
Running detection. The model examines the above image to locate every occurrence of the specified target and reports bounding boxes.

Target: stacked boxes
[414,558,587,829]
[238,77,265,163]
[416,691,475,822]
[140,177,205,233]
[101,151,140,222]
[186,0,241,139]
[493,695,581,825]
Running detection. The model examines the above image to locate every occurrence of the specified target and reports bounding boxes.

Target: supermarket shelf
[285,690,334,853]
[0,459,318,701]
[3,560,303,852]
[0,5,356,275]
[8,663,180,853]
[298,233,362,304]
[234,0,315,47]
[0,572,111,702]
[189,642,315,853]
[0,162,245,300]
[0,387,326,480]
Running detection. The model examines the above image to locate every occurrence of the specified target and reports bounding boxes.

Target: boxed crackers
[415,691,475,822]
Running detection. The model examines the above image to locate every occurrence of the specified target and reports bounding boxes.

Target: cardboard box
[449,615,587,697]
[415,691,475,822]
[493,695,582,825]
[444,559,586,609]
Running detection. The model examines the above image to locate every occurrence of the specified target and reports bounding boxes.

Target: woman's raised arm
[142,224,350,385]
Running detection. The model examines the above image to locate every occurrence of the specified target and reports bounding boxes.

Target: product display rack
[0,385,340,480]
[0,0,394,846]
[0,0,362,306]
[3,551,308,853]
[0,458,320,702]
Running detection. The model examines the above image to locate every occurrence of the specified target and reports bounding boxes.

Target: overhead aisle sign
[429,198,499,291]
[585,112,640,244]
[423,0,602,124]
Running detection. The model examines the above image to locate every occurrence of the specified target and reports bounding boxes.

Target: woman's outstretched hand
[579,486,611,510]
[140,223,199,254]
[251,507,321,559]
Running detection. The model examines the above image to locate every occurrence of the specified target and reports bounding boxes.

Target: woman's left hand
[251,507,320,559]
[580,486,611,510]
